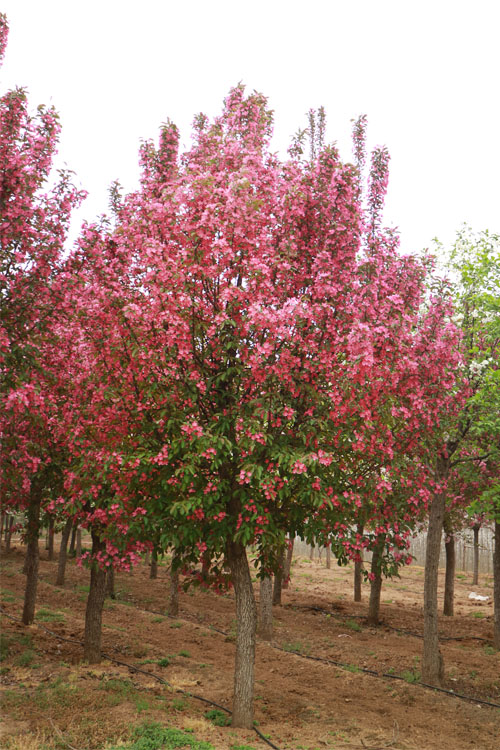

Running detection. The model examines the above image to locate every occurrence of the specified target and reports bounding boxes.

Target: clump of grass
[14,649,37,667]
[282,641,310,655]
[400,669,420,684]
[0,633,11,661]
[204,709,231,727]
[483,645,497,656]
[345,619,362,632]
[36,608,65,623]
[343,663,361,674]
[107,722,213,749]
[157,657,170,667]
[170,622,182,629]
[178,650,190,658]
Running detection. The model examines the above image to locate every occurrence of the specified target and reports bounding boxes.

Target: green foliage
[345,619,362,632]
[178,650,190,658]
[107,722,214,749]
[36,607,65,622]
[14,649,36,667]
[400,669,421,684]
[0,633,11,661]
[204,708,231,726]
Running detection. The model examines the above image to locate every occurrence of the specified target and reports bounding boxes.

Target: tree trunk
[5,515,14,551]
[68,523,77,556]
[493,520,500,650]
[150,547,158,579]
[272,547,285,606]
[309,543,315,561]
[22,484,42,625]
[422,458,448,686]
[83,531,107,663]
[325,545,331,569]
[258,576,273,641]
[201,550,211,579]
[106,565,115,599]
[55,517,73,586]
[47,516,55,561]
[0,512,4,541]
[168,555,179,616]
[282,538,294,589]
[472,524,480,586]
[144,550,150,566]
[354,559,363,602]
[354,523,364,602]
[226,541,257,729]
[443,532,455,617]
[367,543,383,625]
[75,528,82,558]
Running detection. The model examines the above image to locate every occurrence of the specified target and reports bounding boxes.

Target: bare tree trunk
[309,543,315,561]
[493,520,500,650]
[258,576,273,641]
[227,541,257,729]
[472,524,480,586]
[22,484,41,625]
[354,559,363,602]
[272,545,286,606]
[150,547,158,579]
[201,550,211,580]
[367,543,383,626]
[106,565,115,599]
[443,532,455,616]
[0,512,5,541]
[422,458,448,686]
[5,515,14,551]
[354,524,364,602]
[325,545,331,569]
[55,517,73,586]
[47,516,55,561]
[83,531,107,663]
[168,554,179,616]
[282,538,294,589]
[144,550,150,566]
[68,523,77,556]
[75,528,82,558]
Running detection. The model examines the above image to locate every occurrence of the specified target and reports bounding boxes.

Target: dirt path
[1,543,499,749]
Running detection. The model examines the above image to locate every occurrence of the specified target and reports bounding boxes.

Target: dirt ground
[1,538,499,750]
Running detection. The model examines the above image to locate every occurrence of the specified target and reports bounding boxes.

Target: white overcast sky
[1,0,499,255]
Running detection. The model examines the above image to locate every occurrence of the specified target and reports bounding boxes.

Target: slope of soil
[1,541,499,750]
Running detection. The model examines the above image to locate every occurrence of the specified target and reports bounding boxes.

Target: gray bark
[258,576,273,641]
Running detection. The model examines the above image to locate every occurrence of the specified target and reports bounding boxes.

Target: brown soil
[1,540,499,750]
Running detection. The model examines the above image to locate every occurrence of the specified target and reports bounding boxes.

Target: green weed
[14,649,36,667]
[179,650,190,658]
[204,708,231,727]
[107,722,213,749]
[36,608,65,623]
[400,669,420,684]
[484,645,497,656]
[170,622,183,629]
[345,619,362,632]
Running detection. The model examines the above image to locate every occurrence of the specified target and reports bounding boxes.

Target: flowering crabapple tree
[0,14,84,625]
[65,87,462,725]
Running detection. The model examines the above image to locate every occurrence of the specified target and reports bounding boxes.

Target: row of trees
[1,14,498,728]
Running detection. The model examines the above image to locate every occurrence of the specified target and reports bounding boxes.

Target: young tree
[0,14,84,624]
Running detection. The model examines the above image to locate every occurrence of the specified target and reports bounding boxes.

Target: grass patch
[343,663,361,674]
[400,669,420,684]
[345,619,362,632]
[107,722,214,749]
[151,616,165,623]
[14,649,37,667]
[179,650,190,658]
[204,708,231,727]
[282,641,310,655]
[484,645,497,656]
[170,622,183,629]
[36,608,65,623]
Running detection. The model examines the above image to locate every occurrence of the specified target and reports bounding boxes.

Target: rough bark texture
[325,546,331,569]
[5,515,14,551]
[443,533,455,616]
[168,555,179,616]
[150,547,158,579]
[354,559,363,602]
[472,524,480,586]
[144,550,150,566]
[272,561,283,606]
[367,544,383,626]
[309,543,315,561]
[83,532,107,663]
[75,528,82,558]
[68,523,77,556]
[258,575,273,641]
[22,484,41,625]
[47,516,55,561]
[106,565,115,599]
[227,541,257,729]
[201,551,211,580]
[354,524,364,602]
[422,457,448,686]
[494,520,500,650]
[282,538,294,589]
[55,517,73,586]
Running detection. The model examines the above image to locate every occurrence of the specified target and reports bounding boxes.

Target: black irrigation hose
[286,603,494,644]
[0,606,281,750]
